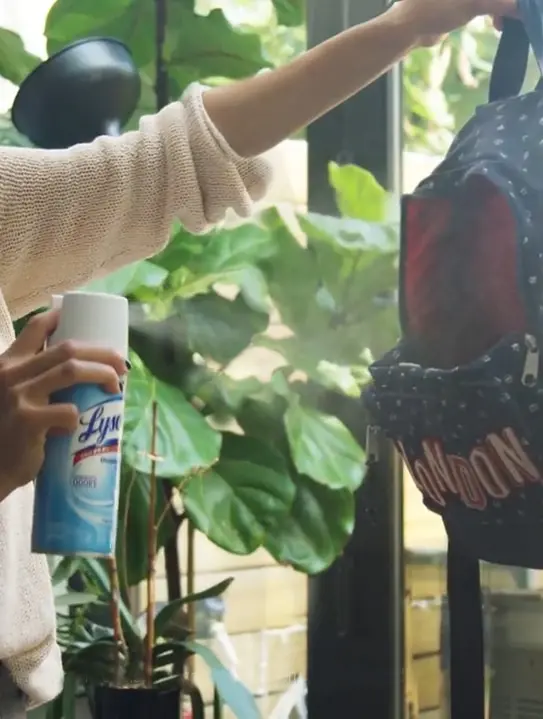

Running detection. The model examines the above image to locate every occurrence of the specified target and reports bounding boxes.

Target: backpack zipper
[366,425,381,464]
[522,334,539,386]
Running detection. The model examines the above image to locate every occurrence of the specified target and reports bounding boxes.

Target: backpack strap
[488,17,529,102]
[447,541,485,719]
[489,0,543,102]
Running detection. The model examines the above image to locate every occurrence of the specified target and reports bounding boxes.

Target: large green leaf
[184,433,296,554]
[46,0,154,64]
[328,162,389,221]
[45,0,131,52]
[55,591,99,608]
[116,467,177,587]
[129,333,207,397]
[272,0,305,26]
[226,266,270,313]
[47,0,269,88]
[128,292,268,390]
[0,28,40,86]
[299,212,397,254]
[261,208,396,365]
[235,380,290,446]
[167,7,270,92]
[152,222,276,294]
[259,202,399,369]
[184,641,260,719]
[84,261,168,298]
[123,360,221,477]
[284,402,365,491]
[264,475,355,573]
[259,209,326,334]
[174,293,269,365]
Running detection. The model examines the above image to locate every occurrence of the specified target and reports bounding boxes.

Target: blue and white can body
[32,290,129,557]
[32,382,125,556]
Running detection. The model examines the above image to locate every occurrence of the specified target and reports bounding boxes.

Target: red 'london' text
[397,428,541,510]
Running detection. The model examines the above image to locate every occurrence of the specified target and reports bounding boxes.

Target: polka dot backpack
[363,1,543,717]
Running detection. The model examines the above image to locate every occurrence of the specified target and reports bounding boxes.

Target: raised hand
[0,310,126,501]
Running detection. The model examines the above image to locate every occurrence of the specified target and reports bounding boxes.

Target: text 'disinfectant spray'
[32,291,129,556]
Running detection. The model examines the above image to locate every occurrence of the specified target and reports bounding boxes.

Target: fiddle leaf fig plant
[114,159,399,579]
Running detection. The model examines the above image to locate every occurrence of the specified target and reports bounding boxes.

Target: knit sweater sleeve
[0,83,272,319]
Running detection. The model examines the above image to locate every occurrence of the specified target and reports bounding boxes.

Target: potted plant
[53,559,232,719]
[48,403,257,719]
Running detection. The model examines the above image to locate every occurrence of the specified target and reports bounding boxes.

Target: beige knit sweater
[0,83,272,708]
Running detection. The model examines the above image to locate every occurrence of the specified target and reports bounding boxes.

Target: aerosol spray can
[32,291,128,556]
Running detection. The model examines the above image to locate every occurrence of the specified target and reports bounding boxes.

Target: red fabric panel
[403,176,526,367]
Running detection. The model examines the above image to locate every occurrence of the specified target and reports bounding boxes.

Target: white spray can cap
[50,294,64,310]
[48,291,129,359]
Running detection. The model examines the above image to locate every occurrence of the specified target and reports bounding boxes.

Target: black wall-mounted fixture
[12,37,141,149]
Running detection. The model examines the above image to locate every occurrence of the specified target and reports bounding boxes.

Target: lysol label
[32,383,125,557]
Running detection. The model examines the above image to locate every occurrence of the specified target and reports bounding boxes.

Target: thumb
[491,0,519,18]
[7,310,60,357]
[493,15,504,30]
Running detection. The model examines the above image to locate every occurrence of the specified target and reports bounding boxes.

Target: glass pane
[404,459,542,719]
[404,465,448,718]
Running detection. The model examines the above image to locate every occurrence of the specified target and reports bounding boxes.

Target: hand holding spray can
[32,291,128,556]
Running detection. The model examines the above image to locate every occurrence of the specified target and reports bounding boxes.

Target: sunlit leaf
[185,641,260,719]
[272,0,305,26]
[0,28,40,86]
[328,162,389,221]
[123,360,221,477]
[84,261,168,297]
[154,577,233,638]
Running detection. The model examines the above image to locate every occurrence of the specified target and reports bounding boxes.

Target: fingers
[498,0,518,17]
[486,0,518,19]
[493,15,504,30]
[7,310,60,357]
[28,403,80,433]
[23,359,122,398]
[5,341,126,386]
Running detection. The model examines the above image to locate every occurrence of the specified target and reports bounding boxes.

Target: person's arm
[203,0,516,157]
[204,5,420,158]
[0,87,271,319]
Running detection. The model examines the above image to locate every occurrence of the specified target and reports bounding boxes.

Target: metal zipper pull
[522,334,539,387]
[366,425,381,464]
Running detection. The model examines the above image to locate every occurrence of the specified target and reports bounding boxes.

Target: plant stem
[187,519,195,682]
[144,401,159,688]
[162,483,182,601]
[120,468,138,603]
[154,0,183,606]
[154,0,168,111]
[107,557,126,686]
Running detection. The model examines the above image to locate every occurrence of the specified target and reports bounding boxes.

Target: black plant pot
[92,684,205,719]
[12,37,141,149]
